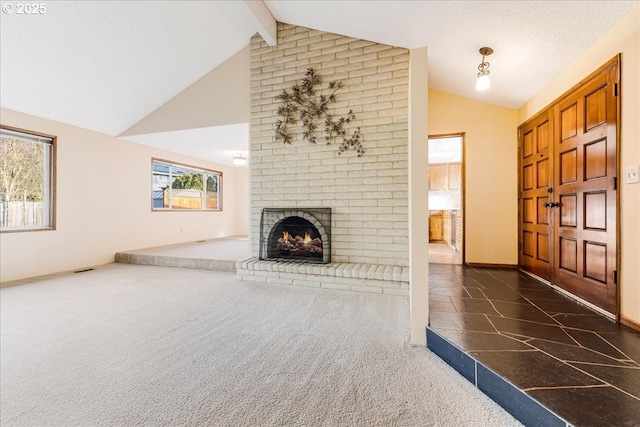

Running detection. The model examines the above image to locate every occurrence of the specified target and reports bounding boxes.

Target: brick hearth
[237,258,409,295]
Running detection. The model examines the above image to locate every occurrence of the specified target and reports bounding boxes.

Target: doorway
[428,134,464,265]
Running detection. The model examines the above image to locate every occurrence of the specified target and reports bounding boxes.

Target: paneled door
[519,109,553,281]
[553,59,619,314]
[518,56,619,316]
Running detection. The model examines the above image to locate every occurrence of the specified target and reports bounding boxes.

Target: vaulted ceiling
[1,1,637,166]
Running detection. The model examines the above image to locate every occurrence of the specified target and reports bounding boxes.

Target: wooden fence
[0,201,45,227]
[164,189,218,210]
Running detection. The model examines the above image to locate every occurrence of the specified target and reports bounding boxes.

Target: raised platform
[114,238,409,296]
[427,264,640,427]
[115,236,249,273]
[236,257,409,295]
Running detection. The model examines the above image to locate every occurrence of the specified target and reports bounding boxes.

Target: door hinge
[614,177,617,190]
[613,270,618,284]
[613,83,618,97]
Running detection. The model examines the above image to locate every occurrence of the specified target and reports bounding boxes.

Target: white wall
[249,24,410,267]
[1,108,247,283]
[518,4,640,326]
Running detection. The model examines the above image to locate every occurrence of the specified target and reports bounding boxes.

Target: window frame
[151,158,223,212]
[0,125,56,233]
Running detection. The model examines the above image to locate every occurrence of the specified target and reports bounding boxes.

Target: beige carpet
[1,264,521,427]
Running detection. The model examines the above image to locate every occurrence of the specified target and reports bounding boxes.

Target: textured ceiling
[266,0,638,109]
[1,1,637,166]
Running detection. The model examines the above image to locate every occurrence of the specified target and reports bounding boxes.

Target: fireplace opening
[271,217,322,261]
[259,208,331,264]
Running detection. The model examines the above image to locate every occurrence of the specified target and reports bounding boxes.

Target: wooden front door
[553,59,619,314]
[518,56,619,315]
[519,109,553,281]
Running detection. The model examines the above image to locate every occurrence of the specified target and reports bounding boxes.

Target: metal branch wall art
[274,68,363,157]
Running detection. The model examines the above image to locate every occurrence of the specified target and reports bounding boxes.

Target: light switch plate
[625,165,640,184]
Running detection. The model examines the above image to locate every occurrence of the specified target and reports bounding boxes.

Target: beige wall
[120,46,250,137]
[233,166,250,236]
[428,89,519,265]
[1,108,246,283]
[409,47,430,345]
[518,4,640,325]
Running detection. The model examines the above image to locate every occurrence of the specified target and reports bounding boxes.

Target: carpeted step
[115,252,237,272]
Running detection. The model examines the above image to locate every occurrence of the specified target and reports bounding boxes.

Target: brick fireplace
[259,208,331,264]
[237,23,410,295]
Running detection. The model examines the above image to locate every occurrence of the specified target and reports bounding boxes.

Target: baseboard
[464,263,518,269]
[621,315,640,332]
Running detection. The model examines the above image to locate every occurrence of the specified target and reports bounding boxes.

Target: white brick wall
[250,23,409,269]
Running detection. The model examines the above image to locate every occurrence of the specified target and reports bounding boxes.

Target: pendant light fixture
[475,47,493,91]
[232,153,248,166]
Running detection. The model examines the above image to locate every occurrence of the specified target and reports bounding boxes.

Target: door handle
[550,202,560,208]
[543,202,551,208]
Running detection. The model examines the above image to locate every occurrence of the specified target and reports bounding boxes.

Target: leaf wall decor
[274,68,363,157]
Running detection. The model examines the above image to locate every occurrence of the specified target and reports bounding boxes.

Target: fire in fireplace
[276,219,323,259]
[259,208,331,264]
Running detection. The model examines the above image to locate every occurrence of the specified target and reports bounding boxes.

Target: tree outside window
[152,159,221,211]
[0,127,55,231]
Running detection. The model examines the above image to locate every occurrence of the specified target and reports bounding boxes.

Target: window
[0,126,55,231]
[152,159,222,211]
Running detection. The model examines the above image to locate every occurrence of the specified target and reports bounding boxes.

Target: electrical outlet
[625,165,640,184]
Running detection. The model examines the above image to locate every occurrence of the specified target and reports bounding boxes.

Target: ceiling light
[475,47,493,91]
[232,154,247,166]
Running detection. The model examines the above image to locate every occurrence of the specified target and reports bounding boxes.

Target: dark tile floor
[426,264,640,427]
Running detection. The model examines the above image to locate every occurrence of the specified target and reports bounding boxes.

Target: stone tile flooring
[427,264,640,427]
